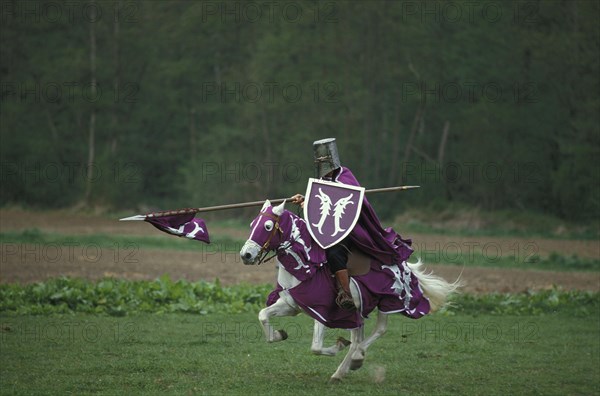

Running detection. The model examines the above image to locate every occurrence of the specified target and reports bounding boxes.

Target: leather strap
[255,212,283,265]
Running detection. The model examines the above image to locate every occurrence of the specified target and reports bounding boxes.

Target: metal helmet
[313,138,341,178]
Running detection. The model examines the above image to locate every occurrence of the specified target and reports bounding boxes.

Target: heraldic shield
[304,178,365,249]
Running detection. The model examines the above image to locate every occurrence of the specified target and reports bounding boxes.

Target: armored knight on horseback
[121,138,458,381]
[238,152,457,380]
[291,138,415,310]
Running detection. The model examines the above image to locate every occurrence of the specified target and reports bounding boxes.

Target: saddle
[346,248,371,276]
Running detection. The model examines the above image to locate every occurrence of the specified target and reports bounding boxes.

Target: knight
[291,138,414,310]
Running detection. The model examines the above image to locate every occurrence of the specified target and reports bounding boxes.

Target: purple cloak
[325,167,414,265]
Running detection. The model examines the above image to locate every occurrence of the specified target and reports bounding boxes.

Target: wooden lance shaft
[120,185,420,220]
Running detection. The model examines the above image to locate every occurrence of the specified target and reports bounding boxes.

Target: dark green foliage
[448,287,599,316]
[0,277,274,316]
[0,277,597,317]
[1,0,598,221]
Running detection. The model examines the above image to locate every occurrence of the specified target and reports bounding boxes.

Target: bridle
[254,212,283,265]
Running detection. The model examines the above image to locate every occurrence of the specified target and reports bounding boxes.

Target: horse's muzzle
[240,240,260,265]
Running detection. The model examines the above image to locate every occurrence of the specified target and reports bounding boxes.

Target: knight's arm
[291,194,305,207]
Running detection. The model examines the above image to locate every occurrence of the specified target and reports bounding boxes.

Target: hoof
[328,377,342,384]
[336,337,351,347]
[350,359,364,371]
[278,329,288,341]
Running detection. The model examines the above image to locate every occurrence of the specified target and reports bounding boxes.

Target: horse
[239,199,460,382]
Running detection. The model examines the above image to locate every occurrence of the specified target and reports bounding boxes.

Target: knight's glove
[290,194,305,206]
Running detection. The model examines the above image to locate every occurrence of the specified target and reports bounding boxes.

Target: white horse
[240,200,460,382]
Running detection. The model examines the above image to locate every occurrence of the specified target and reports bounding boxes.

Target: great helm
[313,138,341,178]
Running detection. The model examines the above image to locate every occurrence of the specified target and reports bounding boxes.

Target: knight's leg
[334,268,351,295]
[258,298,298,343]
[327,241,356,310]
[334,269,356,310]
[311,320,351,356]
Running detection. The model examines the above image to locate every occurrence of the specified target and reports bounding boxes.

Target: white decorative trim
[303,177,365,249]
[307,306,328,322]
[285,248,310,271]
[350,277,365,318]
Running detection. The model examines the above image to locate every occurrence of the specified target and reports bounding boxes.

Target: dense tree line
[1,0,598,220]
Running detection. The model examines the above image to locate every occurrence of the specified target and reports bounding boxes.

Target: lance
[119,185,420,221]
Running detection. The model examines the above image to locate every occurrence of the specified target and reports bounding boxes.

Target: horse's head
[240,199,287,265]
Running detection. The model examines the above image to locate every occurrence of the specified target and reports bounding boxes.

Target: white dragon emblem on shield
[311,188,355,237]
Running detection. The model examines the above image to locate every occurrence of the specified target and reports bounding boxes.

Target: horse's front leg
[311,320,351,356]
[329,326,365,382]
[350,310,388,370]
[258,297,299,343]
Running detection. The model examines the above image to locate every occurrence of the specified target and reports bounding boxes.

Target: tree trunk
[111,0,121,155]
[84,2,97,205]
[401,103,425,183]
[387,103,401,186]
[189,106,197,161]
[261,109,273,197]
[437,121,450,164]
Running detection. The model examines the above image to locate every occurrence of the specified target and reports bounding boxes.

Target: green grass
[111,205,599,240]
[2,229,599,272]
[0,229,245,252]
[393,205,599,240]
[1,278,598,393]
[1,312,598,395]
[416,249,600,272]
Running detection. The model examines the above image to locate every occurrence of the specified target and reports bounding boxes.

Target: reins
[255,212,283,265]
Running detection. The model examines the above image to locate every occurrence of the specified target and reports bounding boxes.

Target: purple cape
[326,167,414,265]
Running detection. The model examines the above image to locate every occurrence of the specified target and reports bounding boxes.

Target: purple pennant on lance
[304,178,364,249]
[145,213,210,243]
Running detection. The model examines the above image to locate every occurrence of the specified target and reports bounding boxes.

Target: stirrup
[336,290,356,310]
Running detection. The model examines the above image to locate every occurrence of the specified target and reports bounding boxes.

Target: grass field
[2,229,598,272]
[1,209,598,394]
[391,205,600,241]
[1,312,598,395]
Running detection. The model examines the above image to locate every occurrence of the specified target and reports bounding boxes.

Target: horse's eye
[264,220,274,232]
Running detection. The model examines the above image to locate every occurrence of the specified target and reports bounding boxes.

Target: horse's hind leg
[311,320,351,356]
[258,298,298,343]
[351,310,388,369]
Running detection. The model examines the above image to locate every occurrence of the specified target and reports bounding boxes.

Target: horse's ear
[272,199,286,216]
[261,199,271,211]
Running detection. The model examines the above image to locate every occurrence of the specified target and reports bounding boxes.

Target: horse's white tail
[407,259,462,312]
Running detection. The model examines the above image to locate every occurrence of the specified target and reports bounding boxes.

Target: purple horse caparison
[240,199,460,382]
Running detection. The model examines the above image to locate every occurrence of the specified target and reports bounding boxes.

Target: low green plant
[0,277,273,316]
[448,288,599,317]
[1,277,597,317]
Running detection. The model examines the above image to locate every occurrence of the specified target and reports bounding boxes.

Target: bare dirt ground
[1,209,598,293]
